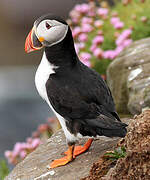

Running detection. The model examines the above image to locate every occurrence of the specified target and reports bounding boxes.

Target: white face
[35,19,68,47]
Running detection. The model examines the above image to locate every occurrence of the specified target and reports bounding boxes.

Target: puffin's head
[25,14,68,53]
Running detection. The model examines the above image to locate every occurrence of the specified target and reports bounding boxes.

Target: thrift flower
[81,24,93,33]
[13,143,22,156]
[93,48,103,58]
[80,52,91,67]
[20,151,27,159]
[103,50,117,59]
[78,33,88,42]
[79,42,85,49]
[81,4,90,13]
[4,151,12,159]
[115,46,124,56]
[110,17,120,25]
[31,138,41,149]
[92,36,104,45]
[81,17,93,24]
[90,44,97,52]
[114,21,124,29]
[94,20,104,28]
[72,27,81,38]
[122,39,133,48]
[88,10,95,17]
[97,8,109,16]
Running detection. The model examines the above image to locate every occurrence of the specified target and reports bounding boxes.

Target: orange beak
[25,27,43,53]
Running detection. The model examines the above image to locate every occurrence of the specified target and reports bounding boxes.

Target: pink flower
[20,150,27,159]
[80,52,91,67]
[78,33,88,42]
[24,143,32,150]
[81,17,93,24]
[74,5,82,12]
[75,43,85,53]
[4,151,12,158]
[94,20,104,28]
[13,143,22,156]
[97,30,103,36]
[81,4,90,13]
[97,8,109,16]
[81,24,93,33]
[69,10,80,24]
[88,10,95,17]
[103,50,117,59]
[21,143,28,149]
[110,17,120,25]
[90,44,97,52]
[116,36,125,46]
[38,124,49,133]
[116,29,132,46]
[72,27,81,38]
[31,138,41,149]
[71,18,79,24]
[79,43,85,49]
[122,29,132,39]
[92,36,104,45]
[122,39,133,48]
[114,21,124,29]
[26,137,32,144]
[47,117,56,123]
[32,131,40,138]
[93,48,103,58]
[115,46,124,56]
[74,4,90,14]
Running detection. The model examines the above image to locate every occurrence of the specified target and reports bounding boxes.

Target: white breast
[35,52,79,143]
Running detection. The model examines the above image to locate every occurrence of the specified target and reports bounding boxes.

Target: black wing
[46,62,127,137]
[46,61,119,121]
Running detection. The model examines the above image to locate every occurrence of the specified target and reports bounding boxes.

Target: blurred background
[0,0,87,160]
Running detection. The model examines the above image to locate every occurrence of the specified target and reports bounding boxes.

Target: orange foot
[64,138,93,158]
[50,145,74,168]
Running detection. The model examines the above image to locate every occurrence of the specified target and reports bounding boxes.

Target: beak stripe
[25,27,43,53]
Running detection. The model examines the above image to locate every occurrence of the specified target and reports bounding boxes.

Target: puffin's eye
[46,22,51,29]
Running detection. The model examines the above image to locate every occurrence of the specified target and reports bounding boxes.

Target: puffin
[25,14,127,168]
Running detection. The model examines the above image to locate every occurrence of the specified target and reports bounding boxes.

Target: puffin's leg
[64,138,93,157]
[50,144,75,168]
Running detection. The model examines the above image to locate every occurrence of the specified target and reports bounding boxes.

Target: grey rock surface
[107,38,150,115]
[5,129,120,180]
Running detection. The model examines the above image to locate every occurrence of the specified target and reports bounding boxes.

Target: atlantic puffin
[25,14,127,168]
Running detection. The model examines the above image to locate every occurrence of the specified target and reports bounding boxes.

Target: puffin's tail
[85,114,127,138]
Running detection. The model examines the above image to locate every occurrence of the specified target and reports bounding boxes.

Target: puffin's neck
[44,28,77,70]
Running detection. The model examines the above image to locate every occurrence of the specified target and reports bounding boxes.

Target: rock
[82,110,150,180]
[107,38,150,115]
[103,109,150,180]
[5,129,120,180]
[81,157,116,180]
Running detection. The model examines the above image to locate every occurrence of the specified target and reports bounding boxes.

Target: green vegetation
[70,0,150,75]
[104,146,126,160]
[0,160,9,180]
